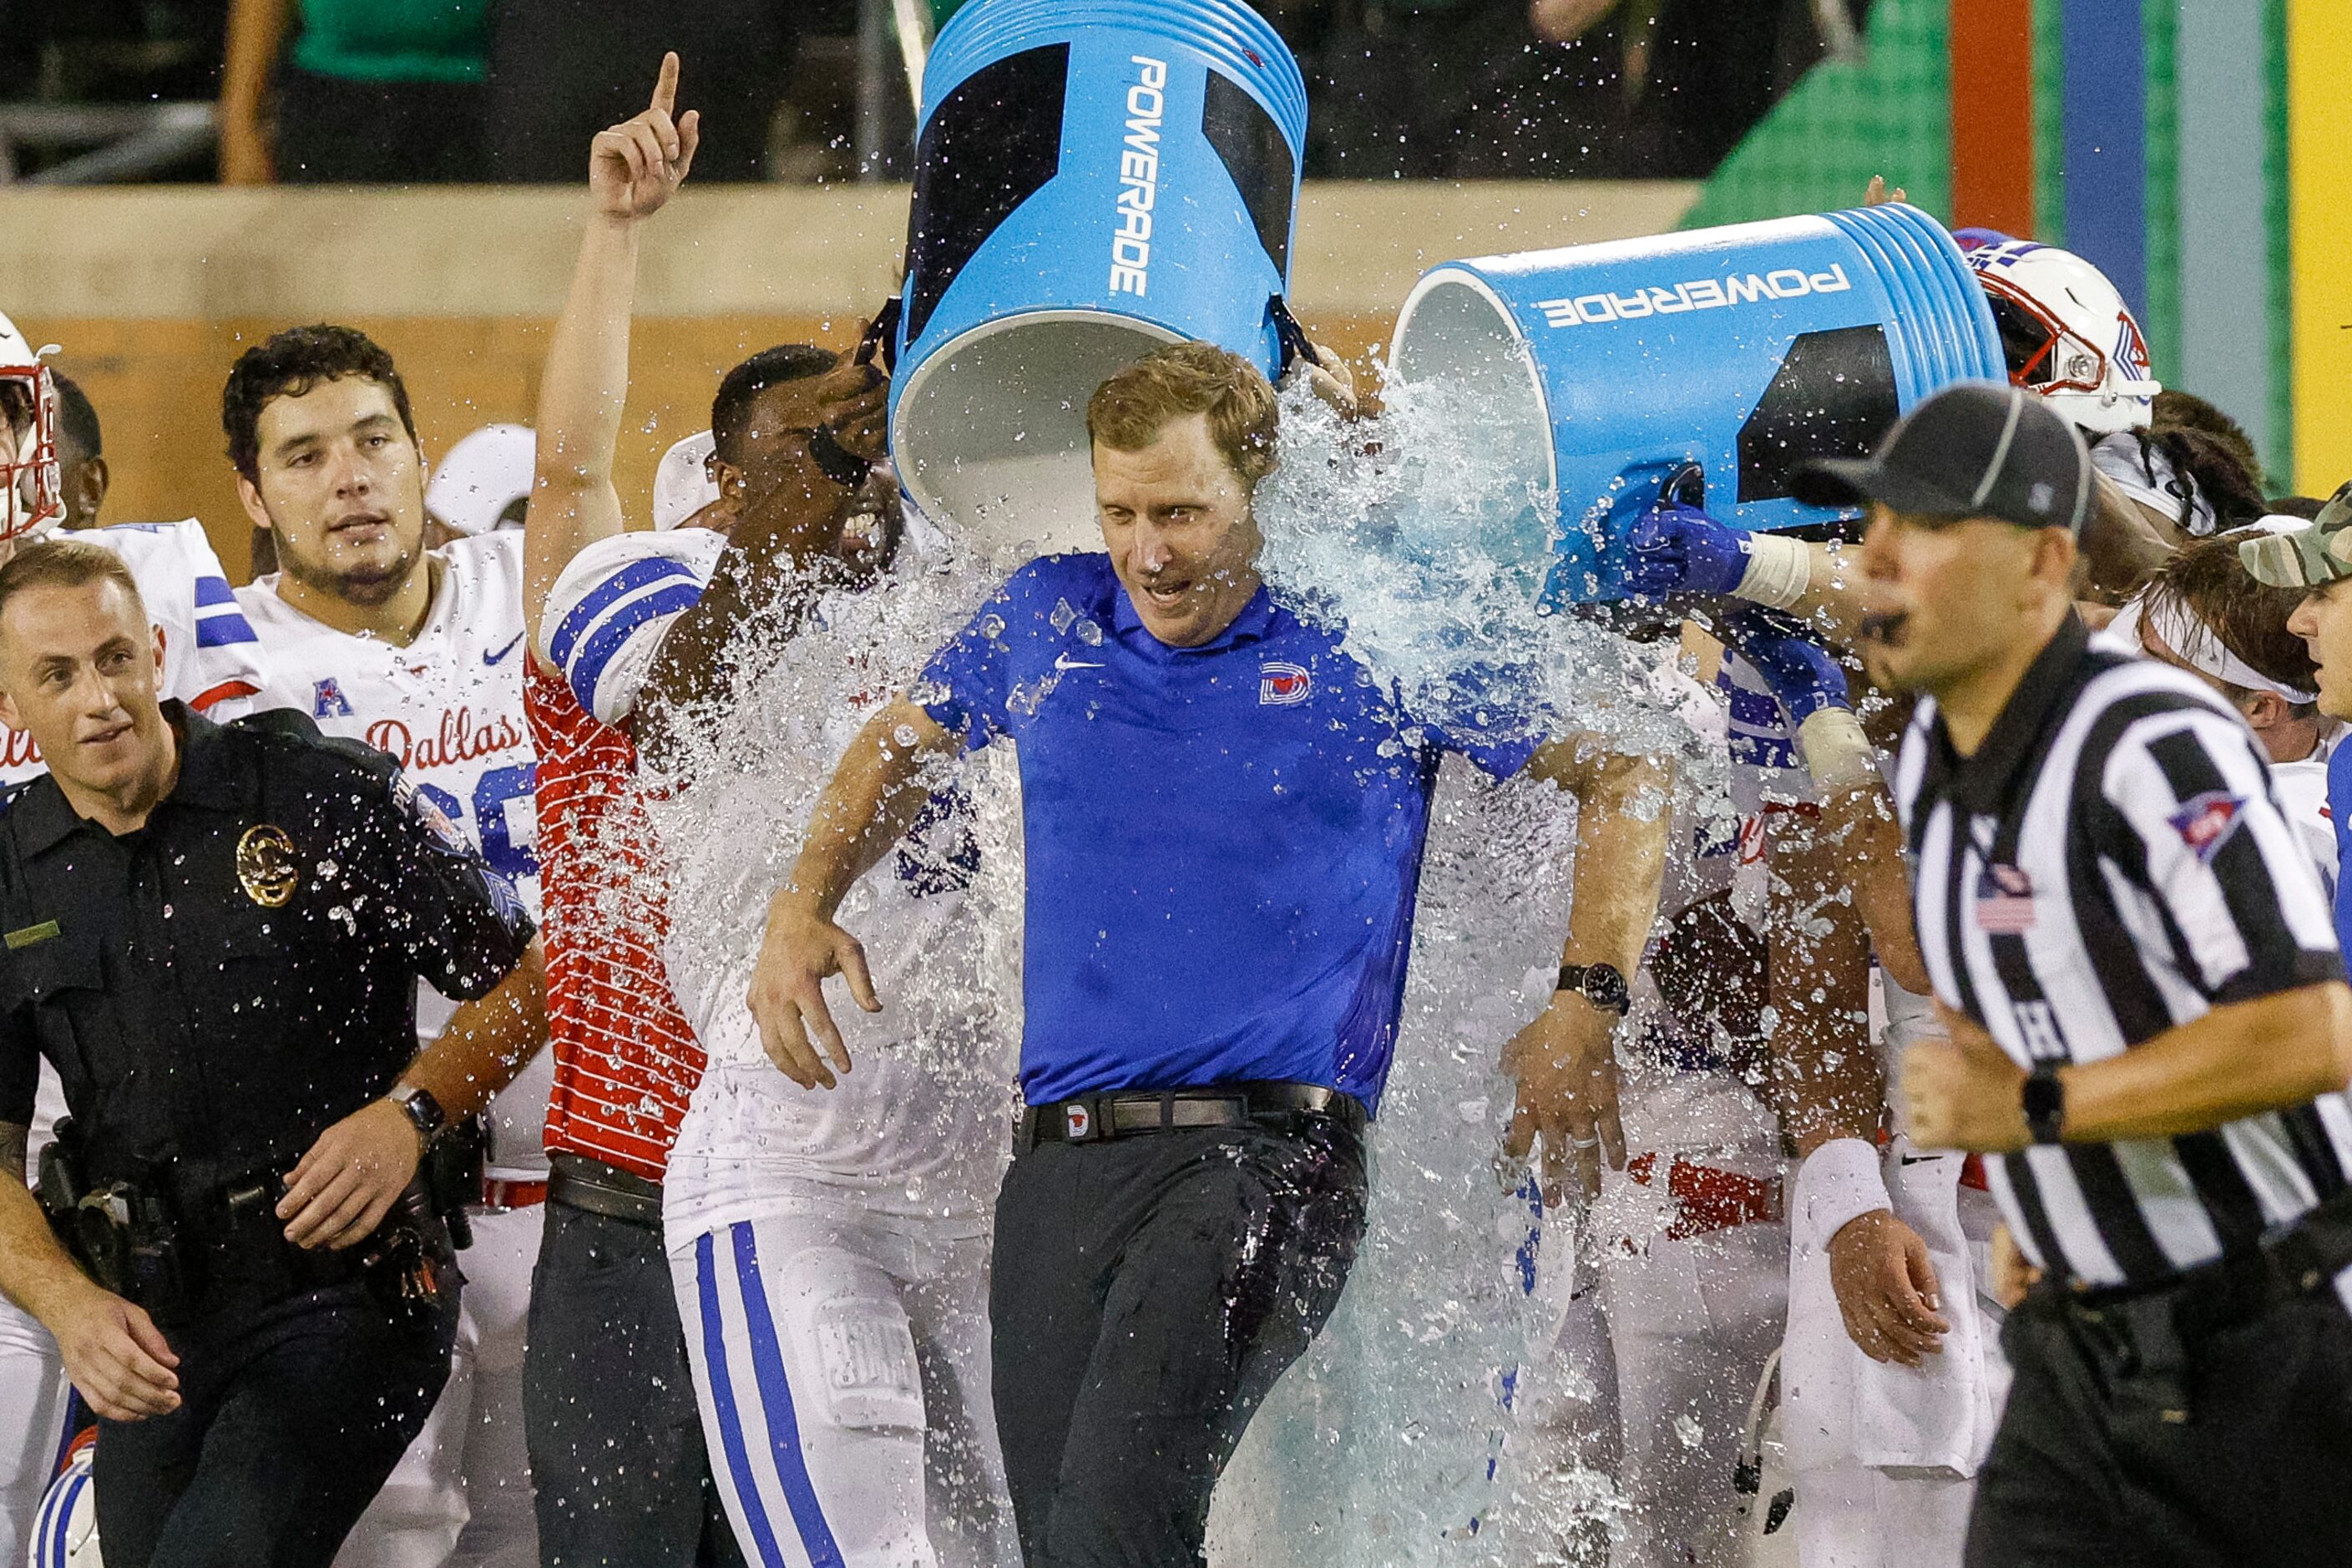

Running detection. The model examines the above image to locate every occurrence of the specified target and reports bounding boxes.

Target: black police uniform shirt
[1894,614,2352,1292]
[0,704,534,1214]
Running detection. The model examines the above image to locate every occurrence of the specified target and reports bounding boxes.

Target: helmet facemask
[0,362,63,541]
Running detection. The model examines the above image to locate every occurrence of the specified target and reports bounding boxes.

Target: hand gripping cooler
[1386,203,2007,604]
[886,0,1310,557]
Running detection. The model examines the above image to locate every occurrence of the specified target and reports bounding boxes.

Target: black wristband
[2022,1064,2066,1146]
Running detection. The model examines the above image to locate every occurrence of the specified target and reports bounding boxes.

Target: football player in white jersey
[223,324,548,1568]
[531,71,1014,1567]
[0,315,278,1568]
[2117,530,2340,892]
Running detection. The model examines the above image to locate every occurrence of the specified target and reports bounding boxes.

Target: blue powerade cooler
[887,0,1310,558]
[1386,202,2007,605]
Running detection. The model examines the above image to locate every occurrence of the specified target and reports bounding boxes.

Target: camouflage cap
[2241,481,2352,589]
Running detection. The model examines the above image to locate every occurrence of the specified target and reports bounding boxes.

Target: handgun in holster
[425,1114,488,1252]
[35,1120,194,1315]
[359,1177,461,1327]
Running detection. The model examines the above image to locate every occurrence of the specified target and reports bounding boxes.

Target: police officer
[0,538,541,1568]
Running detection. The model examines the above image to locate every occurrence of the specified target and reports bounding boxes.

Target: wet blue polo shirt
[918,553,1536,1114]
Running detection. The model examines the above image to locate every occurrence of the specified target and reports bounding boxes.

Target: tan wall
[4,181,1697,579]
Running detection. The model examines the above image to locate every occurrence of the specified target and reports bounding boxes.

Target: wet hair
[711,344,836,466]
[2268,495,2327,521]
[1087,341,1279,488]
[2141,532,2318,714]
[2123,423,2270,535]
[2151,389,2261,483]
[0,537,148,637]
[222,325,417,483]
[52,373,99,463]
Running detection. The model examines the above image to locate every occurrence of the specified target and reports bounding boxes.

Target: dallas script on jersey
[364,705,529,771]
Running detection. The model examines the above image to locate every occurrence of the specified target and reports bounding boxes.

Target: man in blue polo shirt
[748,341,1669,1567]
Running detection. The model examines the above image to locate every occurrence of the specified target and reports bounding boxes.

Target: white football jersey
[2272,726,2342,897]
[543,527,1007,1234]
[241,530,548,1176]
[0,519,273,786]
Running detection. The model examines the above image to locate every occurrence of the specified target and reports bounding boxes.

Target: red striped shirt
[527,659,704,1181]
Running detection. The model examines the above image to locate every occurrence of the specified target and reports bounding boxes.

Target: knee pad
[771,1245,927,1434]
[810,1290,925,1433]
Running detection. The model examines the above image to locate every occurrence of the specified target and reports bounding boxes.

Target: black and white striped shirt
[1896,614,2352,1289]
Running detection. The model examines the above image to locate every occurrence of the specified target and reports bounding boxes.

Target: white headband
[2139,592,2317,706]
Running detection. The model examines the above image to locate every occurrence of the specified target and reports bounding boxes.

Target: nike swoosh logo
[1054,652,1104,671]
[484,633,525,667]
[1898,1153,1947,1166]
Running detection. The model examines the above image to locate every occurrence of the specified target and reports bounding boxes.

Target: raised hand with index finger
[590,51,702,222]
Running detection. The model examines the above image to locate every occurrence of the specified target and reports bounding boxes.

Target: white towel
[1780,1136,2000,1477]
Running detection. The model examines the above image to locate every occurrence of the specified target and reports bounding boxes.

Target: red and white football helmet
[1963,239,2160,436]
[0,309,64,539]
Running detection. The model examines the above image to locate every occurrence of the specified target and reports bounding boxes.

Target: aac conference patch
[2168,791,2246,863]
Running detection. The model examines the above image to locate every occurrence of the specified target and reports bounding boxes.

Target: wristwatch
[390,1083,448,1152]
[2022,1064,2066,1146]
[1556,962,1631,1017]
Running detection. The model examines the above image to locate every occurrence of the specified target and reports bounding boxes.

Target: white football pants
[670,1207,1009,1568]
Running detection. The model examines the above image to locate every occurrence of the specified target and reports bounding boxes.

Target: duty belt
[546,1152,663,1229]
[1017,1081,1366,1153]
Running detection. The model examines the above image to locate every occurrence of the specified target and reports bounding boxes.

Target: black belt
[2050,1187,2352,1321]
[547,1153,664,1229]
[1017,1081,1365,1153]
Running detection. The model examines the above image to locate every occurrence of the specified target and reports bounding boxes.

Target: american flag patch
[1975,863,2037,933]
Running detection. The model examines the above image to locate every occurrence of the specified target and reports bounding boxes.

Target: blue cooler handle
[1659,461,1705,511]
[1267,295,1324,373]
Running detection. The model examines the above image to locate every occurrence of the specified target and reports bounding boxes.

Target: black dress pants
[94,1282,457,1568]
[990,1115,1368,1568]
[1966,1279,2352,1566]
[522,1198,742,1568]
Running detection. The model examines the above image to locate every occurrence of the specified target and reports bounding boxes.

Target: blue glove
[1720,607,1850,724]
[1621,503,1753,598]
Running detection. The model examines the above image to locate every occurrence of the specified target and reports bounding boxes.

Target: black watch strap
[2022,1064,2066,1146]
[1557,962,1631,1016]
[392,1084,448,1151]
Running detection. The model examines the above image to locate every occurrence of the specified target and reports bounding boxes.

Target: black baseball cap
[1793,379,2094,533]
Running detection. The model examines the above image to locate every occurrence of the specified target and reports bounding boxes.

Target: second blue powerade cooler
[1387,202,2007,605]
[888,0,1308,557]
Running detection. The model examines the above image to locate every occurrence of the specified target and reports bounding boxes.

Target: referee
[1798,382,2352,1565]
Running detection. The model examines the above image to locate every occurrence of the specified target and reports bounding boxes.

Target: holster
[357,1178,461,1328]
[37,1120,195,1316]
[424,1115,488,1252]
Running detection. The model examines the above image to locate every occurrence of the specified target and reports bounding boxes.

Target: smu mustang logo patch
[2169,792,2245,862]
[312,678,352,718]
[1259,661,1312,706]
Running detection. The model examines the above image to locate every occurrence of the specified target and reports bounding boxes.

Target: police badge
[236,823,300,908]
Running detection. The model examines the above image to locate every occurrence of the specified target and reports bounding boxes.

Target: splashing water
[1206,374,1755,1565]
[605,368,1759,1566]
[1254,375,1723,809]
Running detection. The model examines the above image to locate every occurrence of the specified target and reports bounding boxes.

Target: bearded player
[226,325,548,1568]
[0,311,276,1567]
